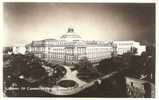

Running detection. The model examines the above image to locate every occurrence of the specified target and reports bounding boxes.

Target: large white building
[113,41,146,55]
[11,45,26,55]
[26,28,146,64]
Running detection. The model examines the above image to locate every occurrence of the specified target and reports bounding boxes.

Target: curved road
[39,65,121,95]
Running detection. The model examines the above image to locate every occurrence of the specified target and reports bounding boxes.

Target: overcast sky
[3,3,155,46]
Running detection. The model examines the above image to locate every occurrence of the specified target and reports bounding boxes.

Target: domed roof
[60,28,82,41]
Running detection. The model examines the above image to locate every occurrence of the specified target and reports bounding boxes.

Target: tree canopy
[5,53,47,80]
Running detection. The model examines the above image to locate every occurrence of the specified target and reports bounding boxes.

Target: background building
[12,46,26,55]
[26,28,146,64]
[113,41,146,55]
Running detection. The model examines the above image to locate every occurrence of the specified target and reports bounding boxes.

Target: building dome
[60,28,82,41]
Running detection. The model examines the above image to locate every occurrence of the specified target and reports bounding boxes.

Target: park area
[3,47,155,97]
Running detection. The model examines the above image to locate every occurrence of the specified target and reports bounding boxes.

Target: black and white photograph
[2,2,156,98]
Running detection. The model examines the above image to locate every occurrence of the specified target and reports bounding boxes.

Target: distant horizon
[3,36,155,47]
[3,27,155,47]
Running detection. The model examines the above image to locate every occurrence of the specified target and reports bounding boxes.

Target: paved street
[39,65,92,95]
[39,65,122,96]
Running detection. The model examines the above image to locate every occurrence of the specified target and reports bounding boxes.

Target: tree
[50,65,67,81]
[3,47,13,54]
[130,47,137,54]
[75,57,100,81]
[6,53,47,80]
[97,56,126,74]
[75,57,98,73]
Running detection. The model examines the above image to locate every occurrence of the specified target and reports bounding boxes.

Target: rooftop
[60,28,82,41]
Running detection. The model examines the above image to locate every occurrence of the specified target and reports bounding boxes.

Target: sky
[3,3,155,46]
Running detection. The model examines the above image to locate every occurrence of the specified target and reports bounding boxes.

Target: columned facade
[26,28,146,64]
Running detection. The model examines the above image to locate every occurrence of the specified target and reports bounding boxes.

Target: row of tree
[3,52,67,89]
[73,45,155,83]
